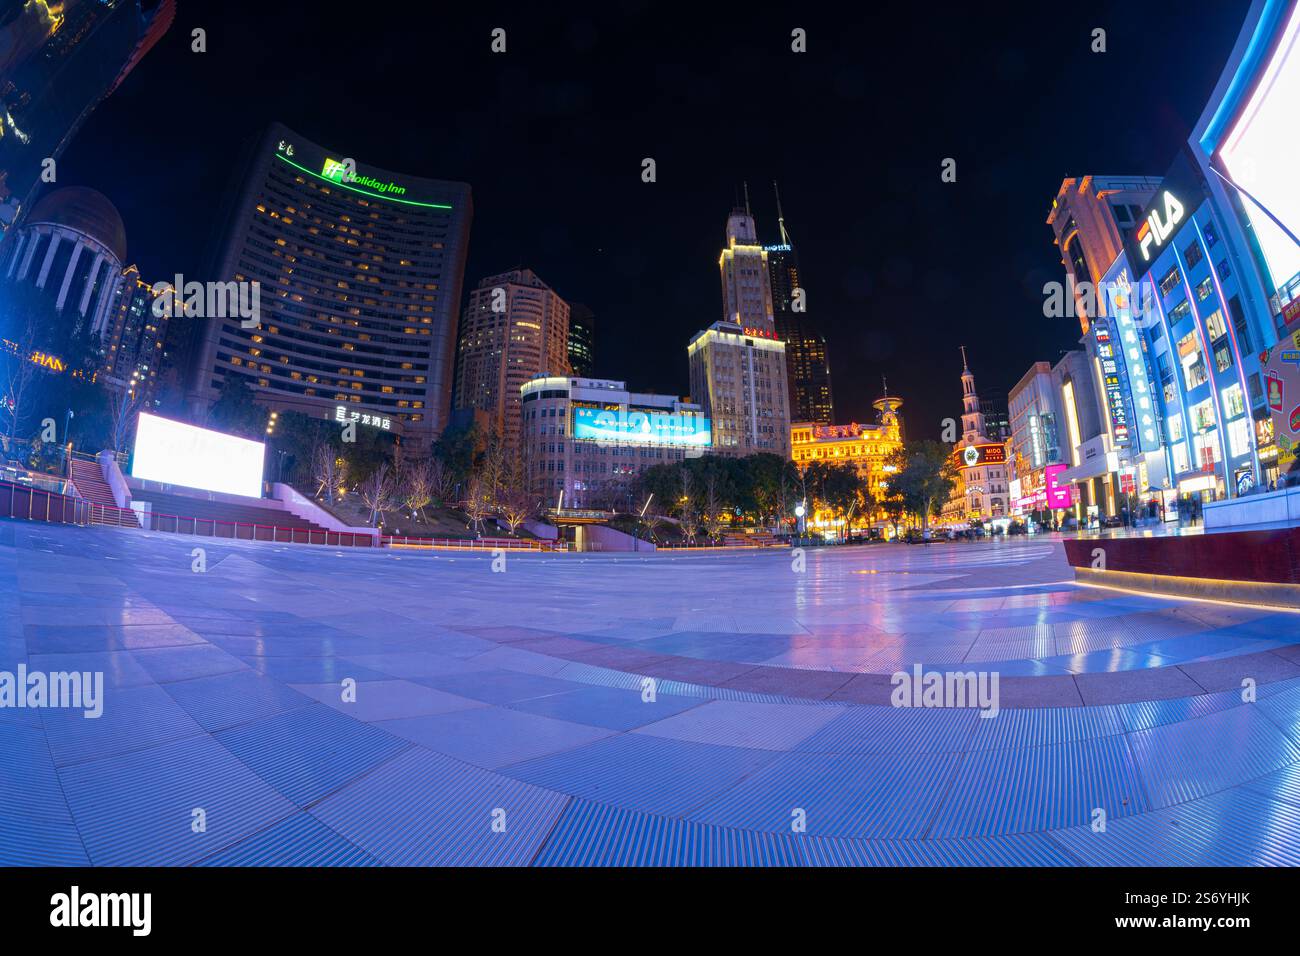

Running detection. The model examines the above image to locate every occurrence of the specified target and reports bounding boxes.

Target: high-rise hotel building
[190,122,472,446]
[454,269,570,450]
[687,201,792,457]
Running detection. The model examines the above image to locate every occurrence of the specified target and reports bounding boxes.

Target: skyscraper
[101,265,169,407]
[189,122,473,446]
[454,268,570,449]
[718,185,776,333]
[567,302,595,377]
[687,195,792,458]
[767,183,834,424]
[0,0,174,234]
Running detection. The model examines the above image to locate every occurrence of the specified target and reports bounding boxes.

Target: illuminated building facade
[688,321,790,457]
[689,201,792,457]
[790,394,903,524]
[941,349,1009,525]
[455,269,571,450]
[190,122,472,446]
[521,376,708,509]
[101,265,167,406]
[766,185,834,424]
[1185,0,1300,488]
[1008,361,1066,518]
[1046,175,1162,335]
[0,0,173,234]
[0,186,126,342]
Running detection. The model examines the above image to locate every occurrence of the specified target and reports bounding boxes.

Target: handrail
[382,534,551,551]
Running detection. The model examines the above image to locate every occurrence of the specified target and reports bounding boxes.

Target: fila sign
[1136,191,1185,262]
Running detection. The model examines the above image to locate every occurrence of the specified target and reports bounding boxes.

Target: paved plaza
[3,521,1300,866]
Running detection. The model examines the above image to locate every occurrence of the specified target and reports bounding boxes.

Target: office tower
[101,264,168,406]
[567,302,595,377]
[455,268,570,449]
[190,122,473,446]
[688,196,792,457]
[767,183,834,424]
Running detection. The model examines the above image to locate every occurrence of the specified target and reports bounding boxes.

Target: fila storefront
[1124,164,1262,502]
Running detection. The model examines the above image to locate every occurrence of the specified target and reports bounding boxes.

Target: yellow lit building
[790,395,903,527]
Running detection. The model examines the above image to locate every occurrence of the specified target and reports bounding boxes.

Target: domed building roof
[25,187,127,263]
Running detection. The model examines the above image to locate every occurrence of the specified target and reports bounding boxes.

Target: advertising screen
[131,413,266,498]
[1219,2,1300,293]
[571,404,711,446]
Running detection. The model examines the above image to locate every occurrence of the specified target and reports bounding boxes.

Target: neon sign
[322,157,407,196]
[272,141,451,210]
[1137,191,1185,261]
[334,406,391,430]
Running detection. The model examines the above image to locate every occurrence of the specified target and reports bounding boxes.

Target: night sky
[58,0,1249,440]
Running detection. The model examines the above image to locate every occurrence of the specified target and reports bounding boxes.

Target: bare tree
[463,474,492,535]
[398,457,435,522]
[499,486,534,535]
[702,470,725,542]
[359,460,396,527]
[0,314,41,442]
[429,456,455,508]
[106,385,145,454]
[677,467,699,545]
[311,443,345,503]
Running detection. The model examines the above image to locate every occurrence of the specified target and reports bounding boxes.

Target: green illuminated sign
[273,147,451,210]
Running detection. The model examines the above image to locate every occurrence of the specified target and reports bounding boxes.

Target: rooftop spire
[743,180,751,217]
[773,180,791,246]
[960,345,969,371]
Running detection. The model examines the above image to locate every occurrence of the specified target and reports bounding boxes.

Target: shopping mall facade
[1017,0,1300,529]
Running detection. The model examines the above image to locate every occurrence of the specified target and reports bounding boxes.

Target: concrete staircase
[69,458,139,527]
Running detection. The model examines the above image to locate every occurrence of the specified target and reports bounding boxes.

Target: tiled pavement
[3,521,1300,865]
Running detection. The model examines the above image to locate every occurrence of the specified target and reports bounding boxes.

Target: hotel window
[1168,414,1184,443]
[1169,299,1191,323]
[1217,257,1232,280]
[1196,276,1214,301]
[1203,221,1219,247]
[1183,240,1203,270]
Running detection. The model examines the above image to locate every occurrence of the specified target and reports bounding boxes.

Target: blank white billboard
[131,413,265,498]
[1220,2,1300,294]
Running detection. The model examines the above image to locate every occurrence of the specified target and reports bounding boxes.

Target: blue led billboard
[571,404,711,446]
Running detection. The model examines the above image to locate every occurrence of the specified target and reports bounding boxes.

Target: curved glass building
[191,122,472,445]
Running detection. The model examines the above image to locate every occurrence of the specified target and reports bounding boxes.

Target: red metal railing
[1,479,90,525]
[4,481,561,552]
[135,508,376,547]
[382,534,554,551]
